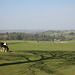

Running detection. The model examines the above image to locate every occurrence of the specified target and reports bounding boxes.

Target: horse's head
[0,42,4,47]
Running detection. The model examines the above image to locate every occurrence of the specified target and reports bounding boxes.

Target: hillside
[0,30,75,41]
[42,30,75,40]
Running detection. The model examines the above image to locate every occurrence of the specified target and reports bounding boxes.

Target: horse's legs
[3,47,5,52]
[0,47,2,52]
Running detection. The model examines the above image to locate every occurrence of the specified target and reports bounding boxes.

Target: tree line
[0,32,68,41]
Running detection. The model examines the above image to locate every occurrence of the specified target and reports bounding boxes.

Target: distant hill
[42,30,75,40]
[42,30,75,35]
[0,30,75,40]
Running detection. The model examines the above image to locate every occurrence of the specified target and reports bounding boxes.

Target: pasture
[0,40,75,75]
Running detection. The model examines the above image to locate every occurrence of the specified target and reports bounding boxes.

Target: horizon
[0,28,75,31]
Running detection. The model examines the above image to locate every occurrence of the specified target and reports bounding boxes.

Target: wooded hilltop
[0,30,75,41]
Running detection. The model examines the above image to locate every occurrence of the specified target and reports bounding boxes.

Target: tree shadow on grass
[0,55,52,66]
[0,50,75,66]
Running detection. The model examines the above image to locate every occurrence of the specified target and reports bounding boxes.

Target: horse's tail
[6,46,9,52]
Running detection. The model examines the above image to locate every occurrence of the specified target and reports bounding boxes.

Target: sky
[0,0,75,30]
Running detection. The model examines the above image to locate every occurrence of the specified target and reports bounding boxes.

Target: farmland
[0,40,75,75]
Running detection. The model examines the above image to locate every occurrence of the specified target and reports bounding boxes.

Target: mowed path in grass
[0,40,75,75]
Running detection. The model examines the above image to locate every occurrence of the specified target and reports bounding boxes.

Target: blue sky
[0,0,75,30]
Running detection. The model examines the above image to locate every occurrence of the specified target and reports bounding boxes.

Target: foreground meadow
[0,41,75,75]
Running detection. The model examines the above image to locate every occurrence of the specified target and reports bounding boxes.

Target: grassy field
[0,40,75,75]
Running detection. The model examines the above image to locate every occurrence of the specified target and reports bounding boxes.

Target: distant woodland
[0,30,75,41]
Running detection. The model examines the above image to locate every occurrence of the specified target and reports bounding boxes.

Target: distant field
[0,40,75,75]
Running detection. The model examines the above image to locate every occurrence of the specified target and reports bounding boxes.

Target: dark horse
[0,42,9,52]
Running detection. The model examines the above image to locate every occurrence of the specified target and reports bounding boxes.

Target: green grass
[0,40,75,75]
